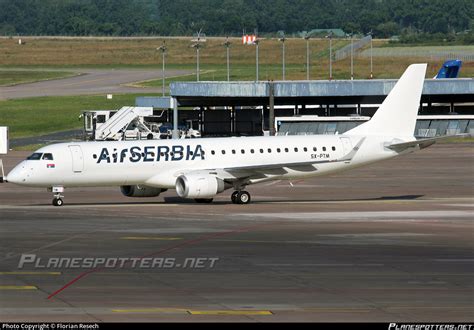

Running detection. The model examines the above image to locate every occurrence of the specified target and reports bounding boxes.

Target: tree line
[0,0,472,41]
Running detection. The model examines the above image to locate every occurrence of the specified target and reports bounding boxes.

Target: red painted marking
[47,223,267,300]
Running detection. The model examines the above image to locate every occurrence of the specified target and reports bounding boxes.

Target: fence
[334,35,372,61]
[359,46,474,62]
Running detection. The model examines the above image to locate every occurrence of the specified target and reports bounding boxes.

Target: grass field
[0,37,346,67]
[0,93,158,139]
[2,37,472,80]
[0,70,77,86]
[0,37,472,141]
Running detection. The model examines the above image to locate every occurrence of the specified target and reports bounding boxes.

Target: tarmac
[0,68,191,100]
[0,143,473,322]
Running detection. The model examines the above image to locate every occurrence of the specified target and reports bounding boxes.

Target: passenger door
[68,145,84,173]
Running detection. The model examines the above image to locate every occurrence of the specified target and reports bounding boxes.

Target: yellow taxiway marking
[0,272,61,275]
[112,308,188,314]
[188,310,273,316]
[120,237,182,241]
[0,286,38,290]
[112,308,272,315]
[303,308,373,313]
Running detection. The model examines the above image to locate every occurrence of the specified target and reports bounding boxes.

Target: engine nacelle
[120,185,163,198]
[175,174,226,198]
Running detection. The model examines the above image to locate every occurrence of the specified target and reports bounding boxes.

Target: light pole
[368,31,373,79]
[192,43,202,81]
[350,33,354,80]
[255,38,260,82]
[223,37,231,81]
[157,41,167,96]
[326,32,333,80]
[304,33,311,80]
[279,32,286,80]
[191,30,206,82]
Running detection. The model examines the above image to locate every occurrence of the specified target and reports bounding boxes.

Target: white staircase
[94,107,153,140]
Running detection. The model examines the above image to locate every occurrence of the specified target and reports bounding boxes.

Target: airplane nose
[6,164,27,184]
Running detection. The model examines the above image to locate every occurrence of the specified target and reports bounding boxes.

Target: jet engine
[120,185,163,197]
[175,174,227,198]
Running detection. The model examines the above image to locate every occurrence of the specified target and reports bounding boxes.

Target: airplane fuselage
[2,63,431,206]
[6,134,398,189]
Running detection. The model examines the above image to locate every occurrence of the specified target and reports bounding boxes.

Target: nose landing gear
[49,186,65,207]
[52,196,64,206]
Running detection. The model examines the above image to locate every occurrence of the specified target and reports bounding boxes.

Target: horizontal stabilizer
[387,134,468,153]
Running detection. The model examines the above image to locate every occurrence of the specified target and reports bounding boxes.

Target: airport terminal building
[133,78,474,138]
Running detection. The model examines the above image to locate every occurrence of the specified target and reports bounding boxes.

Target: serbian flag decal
[47,164,55,168]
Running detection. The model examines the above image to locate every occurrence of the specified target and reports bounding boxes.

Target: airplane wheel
[194,198,213,203]
[52,198,64,207]
[236,191,251,205]
[231,191,239,204]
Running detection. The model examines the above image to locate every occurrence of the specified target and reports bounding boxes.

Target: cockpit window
[42,153,54,160]
[27,153,43,160]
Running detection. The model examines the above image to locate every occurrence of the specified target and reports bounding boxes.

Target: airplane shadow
[204,194,426,205]
[35,194,425,207]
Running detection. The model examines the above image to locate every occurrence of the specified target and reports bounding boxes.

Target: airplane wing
[386,134,468,153]
[198,137,366,181]
[224,137,365,172]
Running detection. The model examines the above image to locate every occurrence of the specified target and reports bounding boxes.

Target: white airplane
[2,64,451,206]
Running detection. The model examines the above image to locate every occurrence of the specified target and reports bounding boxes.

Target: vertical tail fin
[345,63,427,137]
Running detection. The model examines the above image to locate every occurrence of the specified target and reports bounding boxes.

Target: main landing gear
[49,186,65,207]
[231,190,251,204]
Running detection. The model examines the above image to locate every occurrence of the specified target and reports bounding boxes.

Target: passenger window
[232,150,236,154]
[332,146,336,151]
[277,148,281,153]
[294,147,298,152]
[241,149,245,154]
[222,150,226,155]
[211,150,215,155]
[27,153,43,160]
[260,149,264,153]
[284,148,289,152]
[313,147,317,151]
[323,147,327,151]
[42,153,54,160]
[303,147,308,152]
[251,149,255,154]
[267,148,272,153]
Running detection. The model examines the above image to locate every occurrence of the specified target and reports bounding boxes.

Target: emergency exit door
[340,137,353,155]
